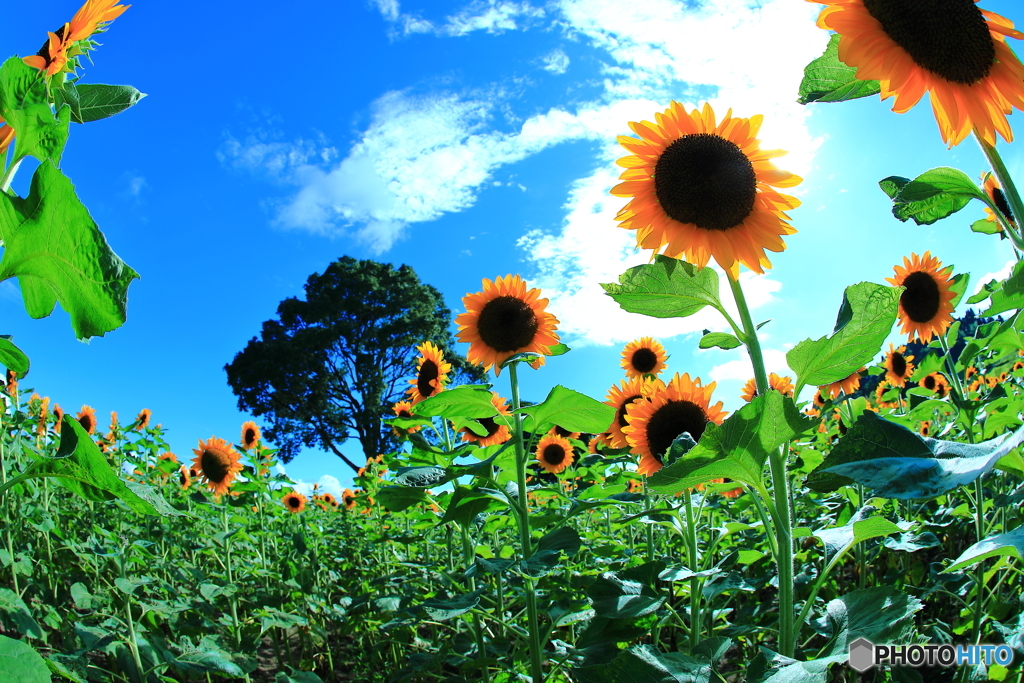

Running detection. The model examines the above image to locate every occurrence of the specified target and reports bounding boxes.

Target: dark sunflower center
[862,0,994,85]
[617,395,644,429]
[345,496,355,506]
[900,271,941,323]
[542,443,567,466]
[923,375,936,390]
[654,133,757,231]
[993,187,1015,224]
[398,410,412,418]
[631,347,659,373]
[201,449,231,483]
[470,417,500,439]
[891,352,907,377]
[476,295,539,352]
[79,415,94,433]
[417,359,440,397]
[644,400,709,463]
[554,425,573,438]
[288,496,301,509]
[37,25,68,63]
[244,428,257,445]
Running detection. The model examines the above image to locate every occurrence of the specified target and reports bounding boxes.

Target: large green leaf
[589,561,666,619]
[418,588,483,621]
[0,336,29,376]
[524,526,581,576]
[648,391,813,494]
[412,384,498,419]
[0,161,139,339]
[56,83,146,124]
[571,644,713,683]
[0,635,50,683]
[812,507,903,561]
[946,524,1024,573]
[787,282,899,386]
[0,588,43,638]
[0,57,69,164]
[375,485,429,512]
[820,587,922,657]
[797,35,881,105]
[515,385,615,433]
[602,256,722,319]
[880,168,985,226]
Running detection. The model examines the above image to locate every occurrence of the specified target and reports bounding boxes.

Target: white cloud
[370,0,435,38]
[542,48,570,75]
[440,1,545,36]
[289,474,347,499]
[973,259,1014,294]
[707,347,791,384]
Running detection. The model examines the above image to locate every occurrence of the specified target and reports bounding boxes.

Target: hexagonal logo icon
[848,637,875,672]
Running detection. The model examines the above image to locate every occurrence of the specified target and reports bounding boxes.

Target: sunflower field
[6,1,1024,682]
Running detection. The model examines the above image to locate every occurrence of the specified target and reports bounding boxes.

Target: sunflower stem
[508,362,545,683]
[977,137,1024,249]
[461,523,491,682]
[683,489,701,651]
[727,276,768,395]
[937,333,967,405]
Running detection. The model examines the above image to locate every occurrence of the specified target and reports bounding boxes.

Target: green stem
[0,157,22,194]
[936,333,967,407]
[683,490,701,651]
[461,524,490,683]
[727,277,768,394]
[971,476,987,645]
[977,136,1024,248]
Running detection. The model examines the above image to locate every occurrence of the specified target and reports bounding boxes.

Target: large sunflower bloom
[812,0,1024,146]
[191,436,244,497]
[612,101,801,279]
[535,433,575,474]
[23,0,131,77]
[620,337,669,378]
[886,251,956,342]
[884,343,915,387]
[407,341,452,403]
[456,275,560,375]
[282,490,307,514]
[623,373,727,476]
[740,372,795,402]
[460,392,513,447]
[605,376,665,449]
[76,405,97,434]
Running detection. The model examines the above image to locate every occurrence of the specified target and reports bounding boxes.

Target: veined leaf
[602,256,722,319]
[881,167,986,226]
[0,57,69,164]
[515,384,615,433]
[797,35,881,105]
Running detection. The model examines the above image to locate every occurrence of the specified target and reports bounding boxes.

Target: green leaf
[571,644,714,683]
[413,385,497,419]
[524,527,581,576]
[62,84,145,124]
[812,506,903,561]
[948,272,969,310]
[787,282,899,386]
[169,636,244,676]
[275,672,325,683]
[547,342,570,357]
[0,635,50,683]
[30,416,169,515]
[797,34,881,105]
[946,524,1024,573]
[819,587,922,657]
[0,57,69,164]
[589,561,666,619]
[375,485,429,513]
[392,465,447,487]
[0,337,29,376]
[649,391,814,494]
[418,589,483,621]
[884,167,985,225]
[747,650,846,683]
[439,486,505,526]
[812,411,1024,499]
[699,332,742,350]
[516,385,615,433]
[0,588,43,638]
[602,256,721,319]
[879,176,910,200]
[971,218,1003,235]
[0,161,139,339]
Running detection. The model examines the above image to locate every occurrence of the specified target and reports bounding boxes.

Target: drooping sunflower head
[884,343,916,387]
[920,371,950,398]
[820,368,864,400]
[535,433,575,475]
[240,420,261,450]
[812,0,1024,146]
[190,436,244,497]
[623,373,727,476]
[407,341,453,403]
[982,172,1016,228]
[23,0,131,77]
[76,405,97,435]
[605,376,665,449]
[135,408,151,431]
[620,337,668,378]
[460,392,513,447]
[391,400,420,434]
[342,488,357,510]
[886,252,956,343]
[456,275,560,375]
[282,490,307,514]
[740,373,795,402]
[612,101,801,279]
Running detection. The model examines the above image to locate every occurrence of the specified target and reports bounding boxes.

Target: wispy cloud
[541,48,570,74]
[371,0,544,39]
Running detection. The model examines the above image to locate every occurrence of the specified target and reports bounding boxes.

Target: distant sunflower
[605,376,665,449]
[191,436,244,496]
[342,488,357,510]
[919,420,932,437]
[282,490,307,514]
[135,408,151,431]
[623,373,727,476]
[588,432,611,454]
[812,0,1024,146]
[456,275,560,375]
[813,390,828,408]
[612,101,801,278]
[391,401,420,434]
[23,0,131,77]
[620,337,668,378]
[240,420,261,450]
[76,405,97,435]
[626,478,643,494]
[1014,361,1024,371]
[887,252,956,342]
[551,425,581,440]
[53,404,63,434]
[407,341,452,404]
[460,392,512,447]
[884,343,915,387]
[982,172,1016,229]
[535,433,575,474]
[920,372,950,398]
[319,492,338,508]
[965,366,979,381]
[820,368,864,400]
[178,465,192,490]
[740,372,795,402]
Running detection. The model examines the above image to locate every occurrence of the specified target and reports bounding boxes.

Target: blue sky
[4,0,1024,497]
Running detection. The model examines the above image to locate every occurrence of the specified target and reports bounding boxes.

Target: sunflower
[886,252,956,342]
[812,0,1024,146]
[135,408,151,431]
[740,372,795,402]
[884,343,916,387]
[621,337,669,378]
[319,492,338,508]
[588,432,610,454]
[0,123,14,157]
[920,420,932,437]
[623,373,727,476]
[76,405,97,434]
[391,401,420,434]
[342,488,357,510]
[456,275,560,375]
[813,390,828,408]
[612,101,801,279]
[191,436,244,497]
[551,425,581,441]
[240,420,261,450]
[1014,361,1024,371]
[460,392,513,447]
[407,341,452,403]
[23,0,130,77]
[965,366,979,380]
[820,368,864,400]
[52,404,63,434]
[605,376,665,449]
[282,490,307,514]
[178,465,192,490]
[920,371,950,397]
[626,478,643,494]
[535,433,575,475]
[982,172,1016,229]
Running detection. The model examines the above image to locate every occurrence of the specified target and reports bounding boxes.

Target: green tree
[224,257,485,469]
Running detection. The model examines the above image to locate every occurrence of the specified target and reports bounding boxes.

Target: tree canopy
[224,257,484,468]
